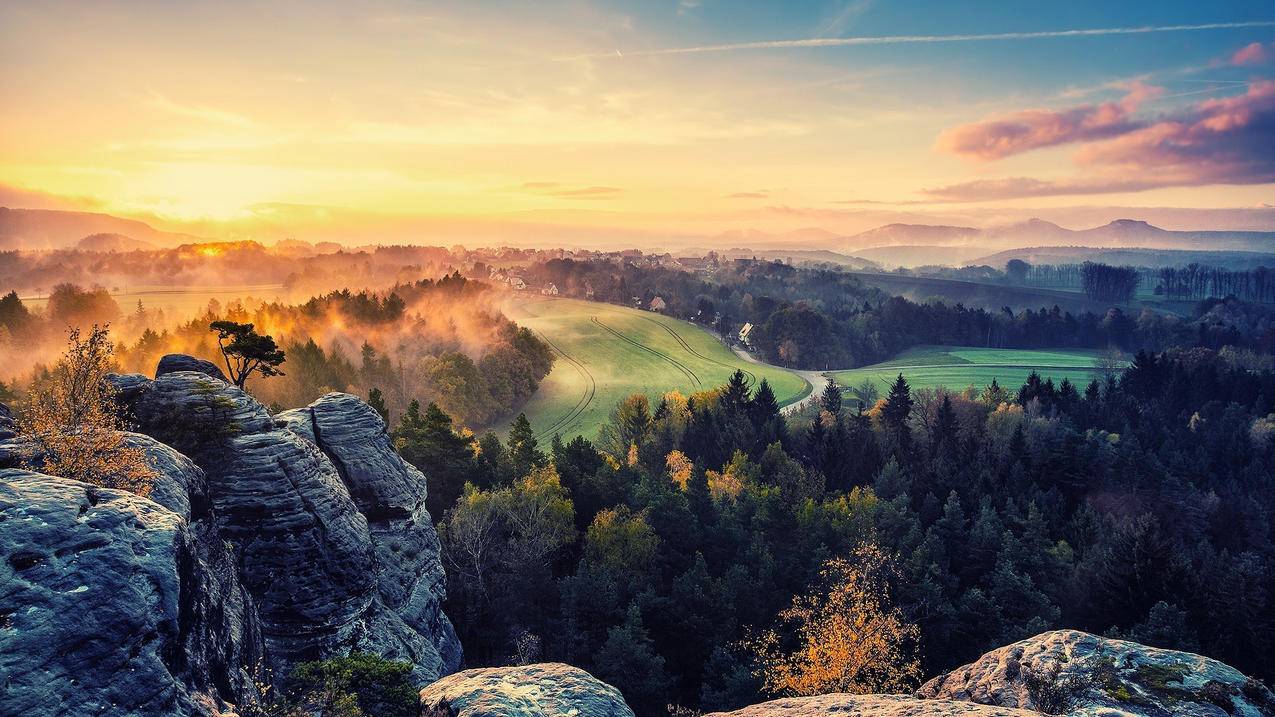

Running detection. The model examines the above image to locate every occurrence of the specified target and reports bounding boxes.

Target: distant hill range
[0,207,201,250]
[839,218,1275,267]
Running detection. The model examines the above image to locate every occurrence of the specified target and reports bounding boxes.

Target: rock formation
[705,694,1040,717]
[919,629,1275,717]
[156,352,228,382]
[0,469,261,717]
[420,663,635,717]
[112,368,461,683]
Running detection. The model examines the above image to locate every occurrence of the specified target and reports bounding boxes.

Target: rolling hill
[498,296,810,440]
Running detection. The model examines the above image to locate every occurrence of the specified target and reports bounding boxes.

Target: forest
[391,343,1275,715]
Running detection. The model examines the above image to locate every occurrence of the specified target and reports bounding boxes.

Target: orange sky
[2,1,1273,244]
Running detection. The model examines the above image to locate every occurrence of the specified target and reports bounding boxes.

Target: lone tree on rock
[209,320,286,389]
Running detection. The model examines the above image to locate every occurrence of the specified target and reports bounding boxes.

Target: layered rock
[420,663,634,717]
[279,392,461,676]
[0,469,260,717]
[919,629,1275,717]
[706,694,1041,717]
[116,362,460,682]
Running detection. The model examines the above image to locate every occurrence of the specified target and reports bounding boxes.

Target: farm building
[541,283,559,296]
[738,322,754,346]
[649,296,667,312]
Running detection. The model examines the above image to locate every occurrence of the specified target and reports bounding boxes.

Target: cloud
[517,183,623,200]
[579,20,1275,58]
[146,94,255,128]
[926,81,1275,201]
[677,0,700,16]
[727,190,769,199]
[935,81,1161,160]
[1232,41,1273,66]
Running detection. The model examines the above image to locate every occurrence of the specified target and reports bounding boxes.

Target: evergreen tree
[593,604,672,716]
[882,373,913,448]
[367,387,389,424]
[508,413,546,478]
[394,400,475,517]
[820,378,843,415]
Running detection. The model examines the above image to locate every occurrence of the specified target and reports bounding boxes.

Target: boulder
[156,353,229,382]
[0,469,259,717]
[918,629,1275,717]
[129,371,273,456]
[420,663,634,717]
[706,694,1041,717]
[278,392,461,676]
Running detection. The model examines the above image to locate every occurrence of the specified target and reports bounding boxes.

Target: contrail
[579,20,1275,59]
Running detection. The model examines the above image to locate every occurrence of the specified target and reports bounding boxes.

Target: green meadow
[501,297,810,440]
[829,345,1105,402]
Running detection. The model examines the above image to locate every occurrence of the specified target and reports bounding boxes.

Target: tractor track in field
[531,329,597,440]
[589,316,702,387]
[635,314,758,387]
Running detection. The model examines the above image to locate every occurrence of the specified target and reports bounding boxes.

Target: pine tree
[820,378,843,415]
[395,400,475,517]
[721,369,751,414]
[882,373,913,447]
[750,379,780,427]
[593,603,671,715]
[507,413,545,479]
[367,387,389,424]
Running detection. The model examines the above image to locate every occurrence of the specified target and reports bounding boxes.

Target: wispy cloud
[517,182,623,200]
[935,81,1162,160]
[146,93,255,128]
[727,190,769,199]
[1233,41,1274,66]
[580,21,1275,58]
[926,80,1275,201]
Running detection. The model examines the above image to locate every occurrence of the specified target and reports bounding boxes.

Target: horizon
[3,1,1275,245]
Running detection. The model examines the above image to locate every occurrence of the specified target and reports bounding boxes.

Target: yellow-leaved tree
[18,325,155,495]
[747,543,921,696]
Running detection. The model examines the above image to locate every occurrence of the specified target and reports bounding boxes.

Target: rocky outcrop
[115,359,460,683]
[279,392,460,676]
[918,630,1275,717]
[706,694,1041,717]
[156,353,228,382]
[420,663,634,717]
[0,469,260,717]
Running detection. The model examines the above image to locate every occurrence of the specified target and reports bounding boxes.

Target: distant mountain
[853,245,990,267]
[844,223,978,250]
[822,218,1275,266]
[0,207,201,250]
[76,233,155,252]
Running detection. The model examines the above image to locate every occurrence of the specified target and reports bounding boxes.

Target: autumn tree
[209,320,286,389]
[17,326,155,494]
[747,544,921,697]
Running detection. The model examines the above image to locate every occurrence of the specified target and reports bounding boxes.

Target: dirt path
[730,347,831,415]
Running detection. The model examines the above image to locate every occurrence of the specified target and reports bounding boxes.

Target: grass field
[501,296,810,440]
[829,345,1105,402]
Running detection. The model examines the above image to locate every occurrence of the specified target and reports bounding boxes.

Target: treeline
[398,348,1275,715]
[523,257,1275,370]
[1157,264,1275,303]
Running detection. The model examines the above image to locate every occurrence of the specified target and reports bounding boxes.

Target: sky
[2,0,1274,243]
